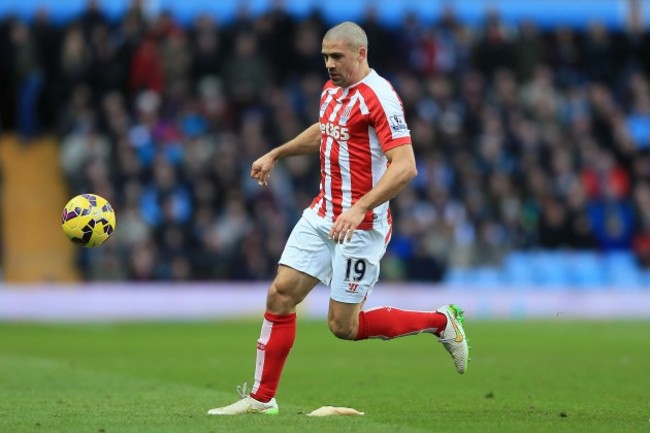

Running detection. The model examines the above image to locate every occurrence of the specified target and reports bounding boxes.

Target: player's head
[322,21,370,87]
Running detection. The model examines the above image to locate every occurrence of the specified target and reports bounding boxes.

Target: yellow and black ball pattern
[61,194,116,247]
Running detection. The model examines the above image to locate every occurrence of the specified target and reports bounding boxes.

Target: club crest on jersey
[389,114,407,132]
[339,104,353,125]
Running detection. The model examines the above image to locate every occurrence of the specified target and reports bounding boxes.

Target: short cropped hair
[323,21,368,51]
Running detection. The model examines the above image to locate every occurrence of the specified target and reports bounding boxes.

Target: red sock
[250,312,296,403]
[355,307,447,340]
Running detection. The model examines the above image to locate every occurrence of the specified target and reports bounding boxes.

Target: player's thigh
[267,264,320,314]
[329,228,387,304]
[279,214,334,286]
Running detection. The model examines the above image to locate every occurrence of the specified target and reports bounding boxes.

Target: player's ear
[358,46,367,63]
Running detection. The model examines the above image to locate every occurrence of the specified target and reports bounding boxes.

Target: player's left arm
[328,144,417,243]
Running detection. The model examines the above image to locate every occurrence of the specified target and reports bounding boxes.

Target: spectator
[514,20,544,83]
[130,36,164,93]
[472,15,515,79]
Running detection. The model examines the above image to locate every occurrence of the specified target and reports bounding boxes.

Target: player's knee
[266,282,297,313]
[328,318,357,340]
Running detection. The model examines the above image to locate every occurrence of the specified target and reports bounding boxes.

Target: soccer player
[207,21,469,416]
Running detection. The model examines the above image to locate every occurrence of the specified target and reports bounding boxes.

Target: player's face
[322,39,365,88]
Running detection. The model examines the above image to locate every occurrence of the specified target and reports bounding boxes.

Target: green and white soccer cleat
[207,383,279,415]
[436,304,470,374]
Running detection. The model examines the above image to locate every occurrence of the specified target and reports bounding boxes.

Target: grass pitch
[1,319,648,433]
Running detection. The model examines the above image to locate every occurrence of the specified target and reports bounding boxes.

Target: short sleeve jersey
[309,69,412,230]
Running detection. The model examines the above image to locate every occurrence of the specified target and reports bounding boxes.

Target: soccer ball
[61,194,116,247]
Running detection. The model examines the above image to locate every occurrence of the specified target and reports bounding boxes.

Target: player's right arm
[251,122,321,186]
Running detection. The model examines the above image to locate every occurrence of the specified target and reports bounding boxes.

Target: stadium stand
[1,0,650,286]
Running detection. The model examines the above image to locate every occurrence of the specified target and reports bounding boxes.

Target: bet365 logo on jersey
[321,122,349,141]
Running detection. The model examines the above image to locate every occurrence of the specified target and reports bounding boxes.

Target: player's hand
[329,206,367,244]
[250,153,277,186]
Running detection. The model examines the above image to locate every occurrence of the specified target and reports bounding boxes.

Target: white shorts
[279,208,391,304]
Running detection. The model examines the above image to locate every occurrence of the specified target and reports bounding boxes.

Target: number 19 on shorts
[344,258,366,282]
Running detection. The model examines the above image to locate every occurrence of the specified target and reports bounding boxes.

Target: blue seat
[528,251,570,288]
[449,251,644,291]
[444,268,474,289]
[607,266,642,288]
[563,252,606,289]
[471,267,504,289]
[602,251,637,269]
[637,270,650,287]
[602,251,641,288]
[445,267,503,289]
[501,252,536,285]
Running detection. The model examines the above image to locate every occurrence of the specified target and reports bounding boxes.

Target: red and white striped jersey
[309,69,412,230]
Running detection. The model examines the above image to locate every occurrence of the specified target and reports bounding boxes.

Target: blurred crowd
[2,1,650,281]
